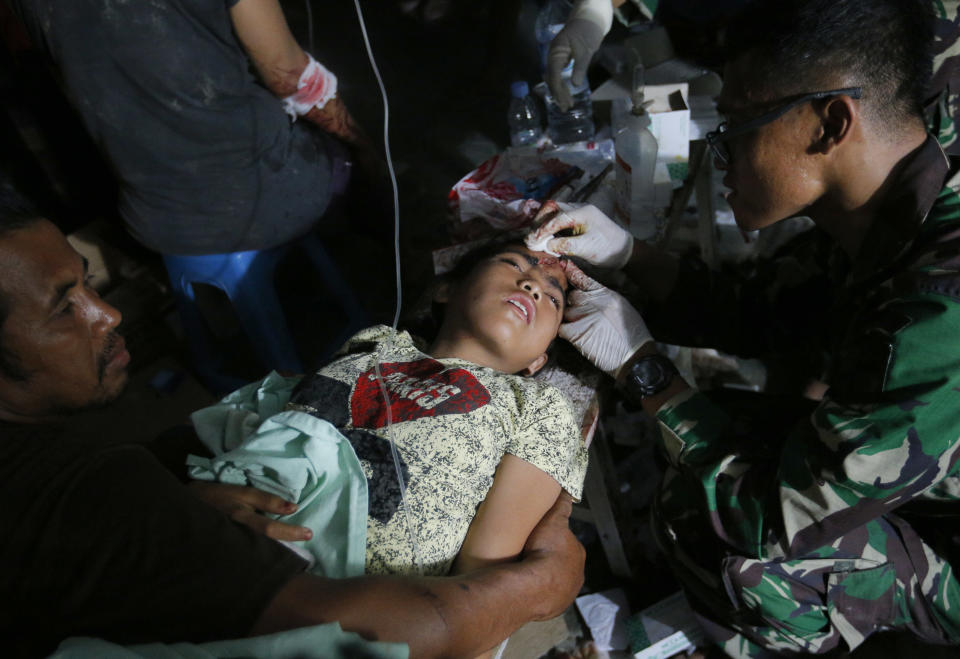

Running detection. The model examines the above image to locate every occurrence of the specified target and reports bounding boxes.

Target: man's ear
[816,95,857,154]
[518,352,549,377]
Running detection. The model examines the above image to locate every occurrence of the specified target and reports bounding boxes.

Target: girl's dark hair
[442,238,525,283]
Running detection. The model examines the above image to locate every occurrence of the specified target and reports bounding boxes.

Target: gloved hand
[526,201,633,270]
[547,0,614,111]
[559,261,653,378]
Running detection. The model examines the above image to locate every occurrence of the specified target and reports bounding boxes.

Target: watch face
[628,354,677,398]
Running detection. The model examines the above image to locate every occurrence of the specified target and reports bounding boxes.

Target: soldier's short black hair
[725,0,935,125]
[0,182,42,381]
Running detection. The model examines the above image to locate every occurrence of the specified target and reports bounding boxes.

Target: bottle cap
[511,80,530,98]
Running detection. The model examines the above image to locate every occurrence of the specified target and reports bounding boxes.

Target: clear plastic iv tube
[348,0,423,575]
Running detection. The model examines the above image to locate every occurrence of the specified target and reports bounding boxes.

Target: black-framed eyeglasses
[706,87,862,166]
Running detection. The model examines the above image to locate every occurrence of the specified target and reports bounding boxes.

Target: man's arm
[228,0,370,148]
[228,0,304,94]
[527,203,834,358]
[646,286,960,559]
[250,492,585,658]
[559,259,960,563]
[636,229,836,358]
[622,239,680,303]
[616,342,690,417]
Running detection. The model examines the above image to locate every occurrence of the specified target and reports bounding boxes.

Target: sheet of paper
[575,588,630,651]
[627,591,706,659]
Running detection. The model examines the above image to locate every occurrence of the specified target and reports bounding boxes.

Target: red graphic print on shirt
[351,359,491,429]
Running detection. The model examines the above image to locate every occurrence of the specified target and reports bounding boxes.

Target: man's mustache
[97,332,123,382]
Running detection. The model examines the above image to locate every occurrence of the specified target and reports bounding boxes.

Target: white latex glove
[547,0,614,111]
[526,201,633,270]
[559,261,652,378]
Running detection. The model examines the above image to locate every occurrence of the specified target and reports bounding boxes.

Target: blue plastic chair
[163,233,367,393]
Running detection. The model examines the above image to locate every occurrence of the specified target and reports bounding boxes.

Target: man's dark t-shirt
[9,0,341,255]
[0,422,306,658]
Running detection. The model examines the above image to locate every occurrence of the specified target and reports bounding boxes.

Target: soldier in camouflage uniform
[526,0,960,655]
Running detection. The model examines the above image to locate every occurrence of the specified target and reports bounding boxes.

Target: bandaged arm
[229,0,368,146]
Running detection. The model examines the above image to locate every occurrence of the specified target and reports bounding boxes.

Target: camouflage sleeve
[655,288,960,559]
[929,0,960,154]
[643,228,836,360]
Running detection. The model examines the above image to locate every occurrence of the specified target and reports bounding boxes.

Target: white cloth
[189,372,368,578]
[281,53,338,120]
[524,232,561,257]
[526,202,634,270]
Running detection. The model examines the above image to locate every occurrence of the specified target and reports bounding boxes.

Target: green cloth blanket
[187,372,367,578]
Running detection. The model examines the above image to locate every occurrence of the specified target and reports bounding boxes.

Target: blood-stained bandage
[524,228,561,257]
[281,53,338,121]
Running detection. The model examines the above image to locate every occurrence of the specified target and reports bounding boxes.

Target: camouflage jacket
[647,135,960,563]
[931,0,960,154]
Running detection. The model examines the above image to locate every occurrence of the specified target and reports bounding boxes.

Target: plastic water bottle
[542,78,595,144]
[507,81,543,147]
[614,66,659,239]
[534,0,595,144]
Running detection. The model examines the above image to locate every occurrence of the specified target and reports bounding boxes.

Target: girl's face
[438,245,567,374]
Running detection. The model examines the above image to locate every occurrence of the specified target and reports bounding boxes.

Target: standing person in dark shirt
[7,0,380,255]
[0,185,586,658]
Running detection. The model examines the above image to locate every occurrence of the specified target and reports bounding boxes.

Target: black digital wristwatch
[620,354,679,400]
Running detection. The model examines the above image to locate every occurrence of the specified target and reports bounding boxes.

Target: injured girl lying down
[188,239,588,581]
